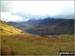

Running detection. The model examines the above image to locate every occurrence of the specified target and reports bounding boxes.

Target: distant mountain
[8,18,74,35]
[0,20,24,35]
[8,19,40,31]
[32,18,74,35]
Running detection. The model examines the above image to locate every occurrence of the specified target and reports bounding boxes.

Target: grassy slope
[0,21,23,35]
[1,34,74,55]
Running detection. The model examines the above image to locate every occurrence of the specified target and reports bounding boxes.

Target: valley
[1,19,74,55]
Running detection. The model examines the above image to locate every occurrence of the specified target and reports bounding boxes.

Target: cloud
[12,1,74,16]
[1,1,74,22]
[1,12,29,22]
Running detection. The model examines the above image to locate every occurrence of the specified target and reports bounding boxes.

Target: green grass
[1,34,74,55]
[47,35,74,40]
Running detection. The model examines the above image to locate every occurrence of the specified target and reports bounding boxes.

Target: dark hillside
[8,18,74,35]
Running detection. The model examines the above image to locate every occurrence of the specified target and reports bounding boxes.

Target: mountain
[31,18,74,35]
[0,20,24,35]
[8,18,74,35]
[8,19,40,31]
[1,20,74,55]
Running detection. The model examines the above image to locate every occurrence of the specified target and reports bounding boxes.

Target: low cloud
[1,12,29,22]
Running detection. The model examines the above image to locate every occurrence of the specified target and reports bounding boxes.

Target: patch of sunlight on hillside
[0,21,23,35]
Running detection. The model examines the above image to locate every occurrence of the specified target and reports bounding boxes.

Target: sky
[0,1,74,22]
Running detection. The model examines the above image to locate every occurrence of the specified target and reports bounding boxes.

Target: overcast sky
[0,1,74,22]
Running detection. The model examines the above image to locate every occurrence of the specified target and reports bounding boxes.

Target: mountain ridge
[8,18,74,35]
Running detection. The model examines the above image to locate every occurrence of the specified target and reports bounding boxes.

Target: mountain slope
[8,19,40,31]
[8,18,74,35]
[31,19,74,35]
[0,20,23,35]
[1,20,74,55]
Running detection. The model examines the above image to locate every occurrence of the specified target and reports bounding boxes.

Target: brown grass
[1,47,15,55]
